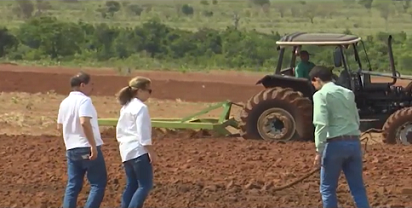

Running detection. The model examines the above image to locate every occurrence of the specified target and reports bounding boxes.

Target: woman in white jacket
[115,76,157,208]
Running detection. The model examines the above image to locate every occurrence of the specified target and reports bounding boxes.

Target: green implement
[98,100,240,137]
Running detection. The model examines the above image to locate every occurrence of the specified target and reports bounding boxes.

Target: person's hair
[300,50,309,56]
[70,72,91,88]
[117,76,151,105]
[309,66,333,82]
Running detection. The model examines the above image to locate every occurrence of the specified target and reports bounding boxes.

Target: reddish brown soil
[1,64,410,102]
[1,134,412,208]
[1,65,412,207]
[0,65,265,102]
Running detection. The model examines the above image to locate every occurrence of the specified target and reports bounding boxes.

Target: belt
[327,135,359,143]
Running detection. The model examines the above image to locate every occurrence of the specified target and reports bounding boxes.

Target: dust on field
[0,92,242,136]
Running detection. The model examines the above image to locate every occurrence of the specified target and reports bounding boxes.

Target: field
[0,64,411,208]
[3,0,412,74]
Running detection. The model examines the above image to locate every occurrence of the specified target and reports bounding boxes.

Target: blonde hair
[116,76,151,105]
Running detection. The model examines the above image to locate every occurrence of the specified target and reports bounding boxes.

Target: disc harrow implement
[98,100,241,138]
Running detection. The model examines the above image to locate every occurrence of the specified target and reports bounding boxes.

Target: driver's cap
[299,50,311,56]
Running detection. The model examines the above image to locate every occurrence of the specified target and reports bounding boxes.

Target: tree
[105,1,121,16]
[13,0,35,19]
[342,0,356,19]
[35,0,52,13]
[200,0,209,6]
[403,0,411,12]
[374,0,394,28]
[273,2,287,18]
[97,1,121,18]
[302,4,320,24]
[249,0,270,7]
[392,0,411,14]
[343,0,356,3]
[358,0,374,11]
[181,4,194,16]
[290,5,300,18]
[17,16,84,59]
[0,28,18,57]
[202,10,213,17]
[232,12,240,29]
[127,4,144,16]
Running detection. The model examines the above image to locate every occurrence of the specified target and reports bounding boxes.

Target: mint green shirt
[295,61,315,79]
[312,82,361,153]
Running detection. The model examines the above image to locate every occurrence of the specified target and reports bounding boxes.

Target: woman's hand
[148,152,158,164]
[145,145,157,164]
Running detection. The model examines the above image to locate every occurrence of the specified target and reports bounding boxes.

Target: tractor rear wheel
[382,107,412,145]
[239,87,313,141]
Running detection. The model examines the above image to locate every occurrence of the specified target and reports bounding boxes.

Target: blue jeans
[63,146,107,208]
[121,153,153,208]
[320,139,370,208]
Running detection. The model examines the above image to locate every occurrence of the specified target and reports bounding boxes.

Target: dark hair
[300,50,309,56]
[117,76,151,105]
[70,72,91,88]
[309,66,333,82]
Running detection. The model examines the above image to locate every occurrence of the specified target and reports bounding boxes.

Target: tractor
[239,32,412,145]
[98,32,412,144]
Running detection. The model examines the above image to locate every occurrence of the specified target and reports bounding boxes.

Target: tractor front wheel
[382,107,412,145]
[239,87,313,141]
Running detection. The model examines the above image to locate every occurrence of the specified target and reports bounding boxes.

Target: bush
[181,4,194,16]
[0,16,411,72]
[127,4,144,16]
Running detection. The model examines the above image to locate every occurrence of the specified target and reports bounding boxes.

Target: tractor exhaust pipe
[388,35,397,85]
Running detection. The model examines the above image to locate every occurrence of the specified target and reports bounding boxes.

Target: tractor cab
[257,32,399,99]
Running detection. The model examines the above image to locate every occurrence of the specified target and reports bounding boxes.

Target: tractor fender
[256,75,315,99]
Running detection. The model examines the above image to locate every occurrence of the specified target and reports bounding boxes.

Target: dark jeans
[320,139,370,208]
[63,146,107,208]
[121,153,153,208]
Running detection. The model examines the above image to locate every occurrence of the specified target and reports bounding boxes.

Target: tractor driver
[295,50,316,79]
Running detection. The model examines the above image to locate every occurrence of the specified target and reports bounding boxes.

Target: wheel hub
[257,108,296,141]
[398,122,412,145]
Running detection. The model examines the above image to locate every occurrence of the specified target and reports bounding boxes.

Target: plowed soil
[1,64,412,208]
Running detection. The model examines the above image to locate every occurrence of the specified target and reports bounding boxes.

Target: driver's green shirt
[295,61,315,79]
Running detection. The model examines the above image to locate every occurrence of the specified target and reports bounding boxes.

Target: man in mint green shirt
[295,50,315,79]
[309,66,370,208]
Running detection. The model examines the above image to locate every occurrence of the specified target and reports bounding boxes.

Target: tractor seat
[280,67,294,76]
[336,70,351,89]
[362,83,390,91]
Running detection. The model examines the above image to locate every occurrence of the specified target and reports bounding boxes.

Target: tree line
[11,0,412,26]
[1,16,412,72]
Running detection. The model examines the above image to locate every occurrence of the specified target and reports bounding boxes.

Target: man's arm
[57,123,63,132]
[309,62,316,70]
[79,99,97,148]
[313,92,329,154]
[350,91,360,127]
[135,106,153,152]
[57,105,63,131]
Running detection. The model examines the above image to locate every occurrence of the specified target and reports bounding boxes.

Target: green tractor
[239,32,412,145]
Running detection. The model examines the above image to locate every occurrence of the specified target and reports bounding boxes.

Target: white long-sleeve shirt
[116,98,152,162]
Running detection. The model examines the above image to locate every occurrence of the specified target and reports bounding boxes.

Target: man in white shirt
[57,72,107,208]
